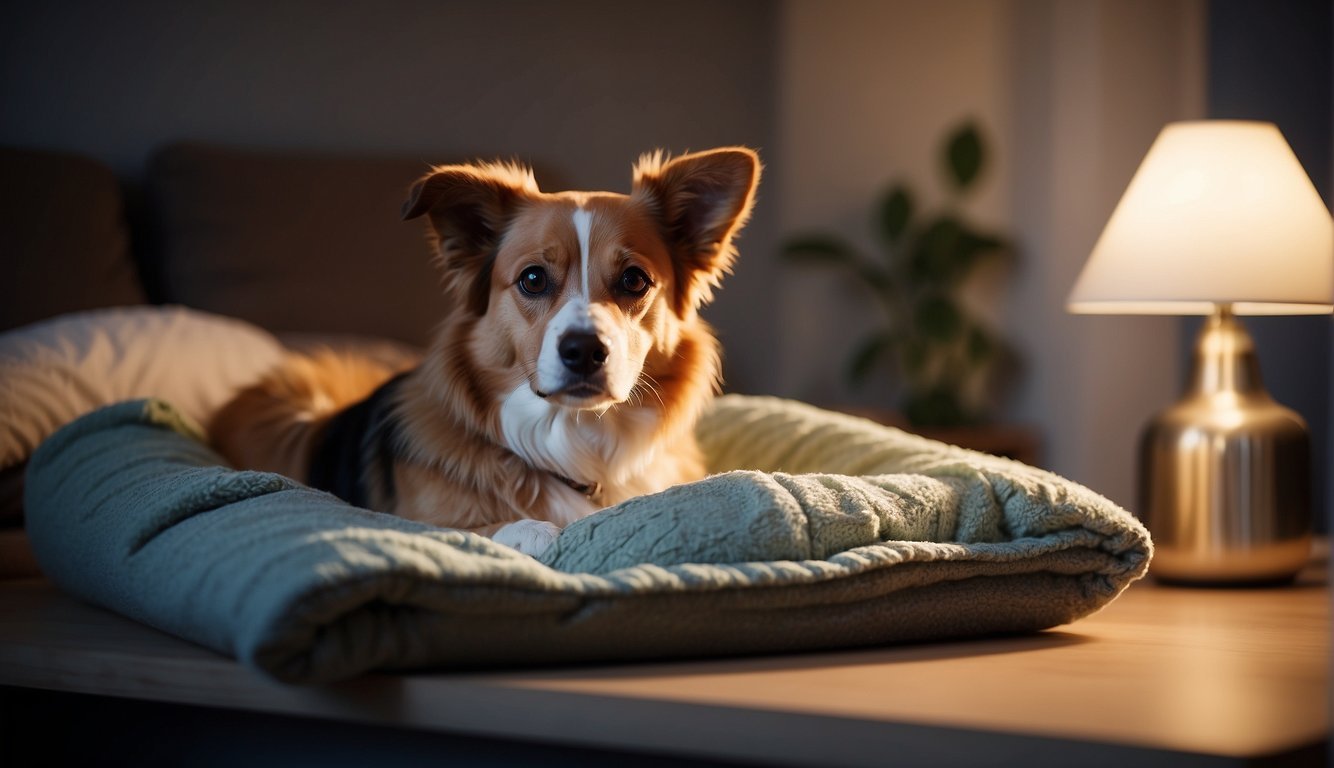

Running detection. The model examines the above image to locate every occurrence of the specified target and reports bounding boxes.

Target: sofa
[1,142,444,569]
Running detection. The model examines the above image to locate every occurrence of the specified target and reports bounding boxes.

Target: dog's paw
[493,519,562,558]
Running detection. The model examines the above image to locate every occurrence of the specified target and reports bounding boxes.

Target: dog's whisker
[635,373,667,409]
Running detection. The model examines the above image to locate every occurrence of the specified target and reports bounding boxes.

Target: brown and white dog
[209,147,760,556]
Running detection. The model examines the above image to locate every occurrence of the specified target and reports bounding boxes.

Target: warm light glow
[1067,121,1334,315]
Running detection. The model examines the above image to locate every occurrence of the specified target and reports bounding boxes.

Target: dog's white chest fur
[499,384,661,524]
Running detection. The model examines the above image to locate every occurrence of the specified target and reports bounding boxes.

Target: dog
[209,147,760,556]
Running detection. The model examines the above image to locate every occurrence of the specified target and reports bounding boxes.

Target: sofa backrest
[0,147,146,331]
[146,143,445,347]
[2,143,463,347]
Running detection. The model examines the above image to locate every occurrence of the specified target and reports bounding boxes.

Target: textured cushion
[146,143,447,346]
[25,396,1151,683]
[0,306,286,472]
[0,147,146,331]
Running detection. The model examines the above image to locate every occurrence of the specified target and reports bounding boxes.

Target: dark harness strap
[550,472,601,499]
[307,372,410,509]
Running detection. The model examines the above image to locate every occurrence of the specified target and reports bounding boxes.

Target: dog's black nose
[558,332,608,375]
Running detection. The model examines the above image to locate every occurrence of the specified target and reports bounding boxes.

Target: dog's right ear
[402,162,539,315]
[631,148,760,317]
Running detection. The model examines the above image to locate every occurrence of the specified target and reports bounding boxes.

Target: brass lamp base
[1138,305,1312,585]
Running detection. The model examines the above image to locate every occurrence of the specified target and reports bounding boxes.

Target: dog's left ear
[632,147,761,315]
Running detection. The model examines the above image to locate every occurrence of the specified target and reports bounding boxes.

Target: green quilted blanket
[23,396,1151,683]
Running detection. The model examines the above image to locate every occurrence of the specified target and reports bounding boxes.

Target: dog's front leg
[465,519,561,558]
[390,467,562,557]
[492,519,561,557]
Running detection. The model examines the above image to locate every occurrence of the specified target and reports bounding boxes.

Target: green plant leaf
[780,234,860,266]
[945,122,985,191]
[966,325,995,363]
[856,264,896,297]
[847,331,896,385]
[952,228,1008,284]
[910,216,964,282]
[914,294,962,342]
[911,217,1008,286]
[960,227,1007,260]
[901,337,929,377]
[876,184,913,247]
[903,386,970,428]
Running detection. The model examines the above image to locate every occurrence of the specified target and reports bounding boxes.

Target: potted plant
[782,120,1016,428]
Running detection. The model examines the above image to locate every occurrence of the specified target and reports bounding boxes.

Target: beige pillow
[0,306,286,470]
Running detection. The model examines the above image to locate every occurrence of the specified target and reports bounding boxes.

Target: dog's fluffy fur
[210,148,760,555]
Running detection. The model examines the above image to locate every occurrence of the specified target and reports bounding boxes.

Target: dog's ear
[632,147,760,315]
[403,162,538,315]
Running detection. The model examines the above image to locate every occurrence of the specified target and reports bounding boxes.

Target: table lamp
[1067,120,1333,585]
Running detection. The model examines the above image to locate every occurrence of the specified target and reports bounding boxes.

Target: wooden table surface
[1,552,1327,767]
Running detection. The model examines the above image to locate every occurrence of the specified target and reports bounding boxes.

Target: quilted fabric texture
[24,396,1151,683]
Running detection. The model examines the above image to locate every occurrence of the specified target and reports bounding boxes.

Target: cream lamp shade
[1067,120,1334,315]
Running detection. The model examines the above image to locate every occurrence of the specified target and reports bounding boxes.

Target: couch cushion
[0,148,146,331]
[147,144,447,346]
[0,305,286,473]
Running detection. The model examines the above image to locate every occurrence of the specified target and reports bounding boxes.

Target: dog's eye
[517,266,549,296]
[618,267,652,297]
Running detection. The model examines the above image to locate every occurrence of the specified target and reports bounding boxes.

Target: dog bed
[24,395,1151,683]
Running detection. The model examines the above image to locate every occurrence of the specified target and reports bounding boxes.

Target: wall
[776,0,1205,509]
[0,1,777,187]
